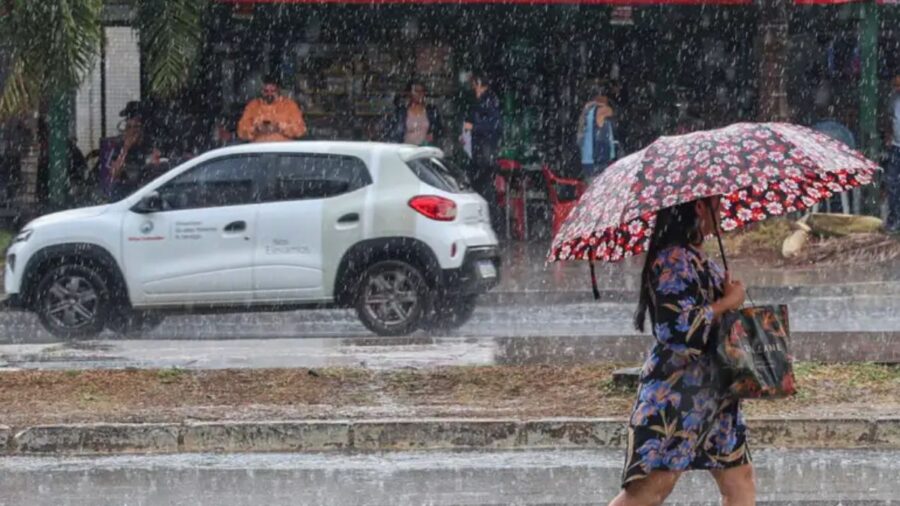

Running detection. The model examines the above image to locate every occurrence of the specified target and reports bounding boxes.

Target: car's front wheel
[35,263,111,340]
[355,260,428,336]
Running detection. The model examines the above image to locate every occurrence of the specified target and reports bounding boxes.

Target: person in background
[464,71,503,232]
[577,86,617,180]
[103,102,167,201]
[386,79,443,146]
[211,106,243,150]
[238,75,307,143]
[885,72,900,234]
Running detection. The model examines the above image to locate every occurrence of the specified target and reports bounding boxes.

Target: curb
[1,417,898,455]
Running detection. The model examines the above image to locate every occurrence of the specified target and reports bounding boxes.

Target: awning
[217,0,753,4]
[218,0,896,4]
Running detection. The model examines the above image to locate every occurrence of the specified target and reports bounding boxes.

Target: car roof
[204,141,443,162]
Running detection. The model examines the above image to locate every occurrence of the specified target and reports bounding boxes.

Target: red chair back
[541,165,587,237]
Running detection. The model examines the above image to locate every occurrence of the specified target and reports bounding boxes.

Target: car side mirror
[132,191,162,214]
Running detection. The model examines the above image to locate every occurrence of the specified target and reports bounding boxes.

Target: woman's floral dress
[622,244,751,488]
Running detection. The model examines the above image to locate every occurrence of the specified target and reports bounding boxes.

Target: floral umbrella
[548,122,880,264]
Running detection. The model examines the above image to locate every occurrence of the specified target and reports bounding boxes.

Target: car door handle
[337,213,359,224]
[224,220,246,232]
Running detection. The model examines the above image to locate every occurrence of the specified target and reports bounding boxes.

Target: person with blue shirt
[885,73,900,234]
[577,87,617,180]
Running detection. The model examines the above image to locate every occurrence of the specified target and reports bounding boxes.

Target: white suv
[3,142,500,338]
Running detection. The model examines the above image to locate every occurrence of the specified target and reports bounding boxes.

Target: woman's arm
[650,249,741,354]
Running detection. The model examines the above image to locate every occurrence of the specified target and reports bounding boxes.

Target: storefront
[162,2,760,176]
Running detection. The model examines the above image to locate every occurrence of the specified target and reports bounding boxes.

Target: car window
[157,155,261,211]
[262,154,372,202]
[405,157,471,193]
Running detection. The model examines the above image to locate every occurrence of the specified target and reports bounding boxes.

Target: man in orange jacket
[238,75,307,142]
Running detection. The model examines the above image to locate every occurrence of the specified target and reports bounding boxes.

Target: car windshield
[405,157,472,193]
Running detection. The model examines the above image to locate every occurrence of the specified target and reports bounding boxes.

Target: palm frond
[0,0,103,118]
[137,0,207,97]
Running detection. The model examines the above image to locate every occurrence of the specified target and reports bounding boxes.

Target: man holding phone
[238,75,307,143]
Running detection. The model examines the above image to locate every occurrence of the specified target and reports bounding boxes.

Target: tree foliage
[0,0,104,117]
[136,0,207,98]
[0,0,207,119]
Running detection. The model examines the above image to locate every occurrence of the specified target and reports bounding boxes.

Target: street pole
[859,0,879,216]
[47,92,70,211]
[757,0,790,122]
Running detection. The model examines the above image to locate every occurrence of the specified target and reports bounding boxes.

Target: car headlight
[13,229,33,244]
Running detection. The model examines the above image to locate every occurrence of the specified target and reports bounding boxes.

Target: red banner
[217,0,752,4]
[217,0,895,5]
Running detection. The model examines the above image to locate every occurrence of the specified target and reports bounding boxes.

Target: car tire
[355,260,428,336]
[34,262,111,340]
[106,310,165,337]
[422,295,478,332]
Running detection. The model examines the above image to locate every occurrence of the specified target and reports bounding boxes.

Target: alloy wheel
[362,268,421,327]
[43,275,99,329]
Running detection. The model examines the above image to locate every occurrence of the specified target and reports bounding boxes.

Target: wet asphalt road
[3,295,900,344]
[0,449,897,505]
[2,295,900,369]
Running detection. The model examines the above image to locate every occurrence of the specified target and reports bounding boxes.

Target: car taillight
[408,196,457,221]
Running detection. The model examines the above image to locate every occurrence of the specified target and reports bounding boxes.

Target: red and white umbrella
[548,122,880,263]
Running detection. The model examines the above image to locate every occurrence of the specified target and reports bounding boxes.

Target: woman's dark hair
[633,199,706,333]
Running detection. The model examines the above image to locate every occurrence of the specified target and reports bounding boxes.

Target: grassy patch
[156,367,186,384]
[0,363,898,426]
[0,229,11,252]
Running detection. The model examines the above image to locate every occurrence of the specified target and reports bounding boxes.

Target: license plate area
[476,259,497,279]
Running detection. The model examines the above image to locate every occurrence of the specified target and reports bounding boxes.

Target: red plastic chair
[542,164,587,238]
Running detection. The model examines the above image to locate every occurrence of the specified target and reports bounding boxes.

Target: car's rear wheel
[106,310,165,337]
[355,260,428,336]
[35,263,111,340]
[422,295,478,332]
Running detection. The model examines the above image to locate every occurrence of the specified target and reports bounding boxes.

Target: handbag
[708,209,797,400]
[716,304,797,399]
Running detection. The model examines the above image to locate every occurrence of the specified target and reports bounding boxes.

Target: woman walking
[609,197,756,506]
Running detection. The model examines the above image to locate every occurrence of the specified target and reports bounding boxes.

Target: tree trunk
[757,0,790,122]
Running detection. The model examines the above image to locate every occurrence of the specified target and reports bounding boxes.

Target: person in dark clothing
[464,71,503,232]
[385,79,443,145]
[102,101,168,201]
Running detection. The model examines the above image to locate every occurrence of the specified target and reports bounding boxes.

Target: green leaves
[0,0,208,118]
[137,0,207,97]
[0,0,104,116]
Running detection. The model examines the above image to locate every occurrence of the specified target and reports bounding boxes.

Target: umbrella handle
[589,253,600,300]
[708,205,757,308]
[709,206,729,273]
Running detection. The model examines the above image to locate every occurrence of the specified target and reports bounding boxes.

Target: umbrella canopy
[548,122,880,263]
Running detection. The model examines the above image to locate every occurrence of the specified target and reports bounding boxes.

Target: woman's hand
[722,272,746,309]
[711,272,746,318]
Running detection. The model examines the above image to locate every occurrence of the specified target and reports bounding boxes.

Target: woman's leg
[710,463,756,506]
[608,470,681,506]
